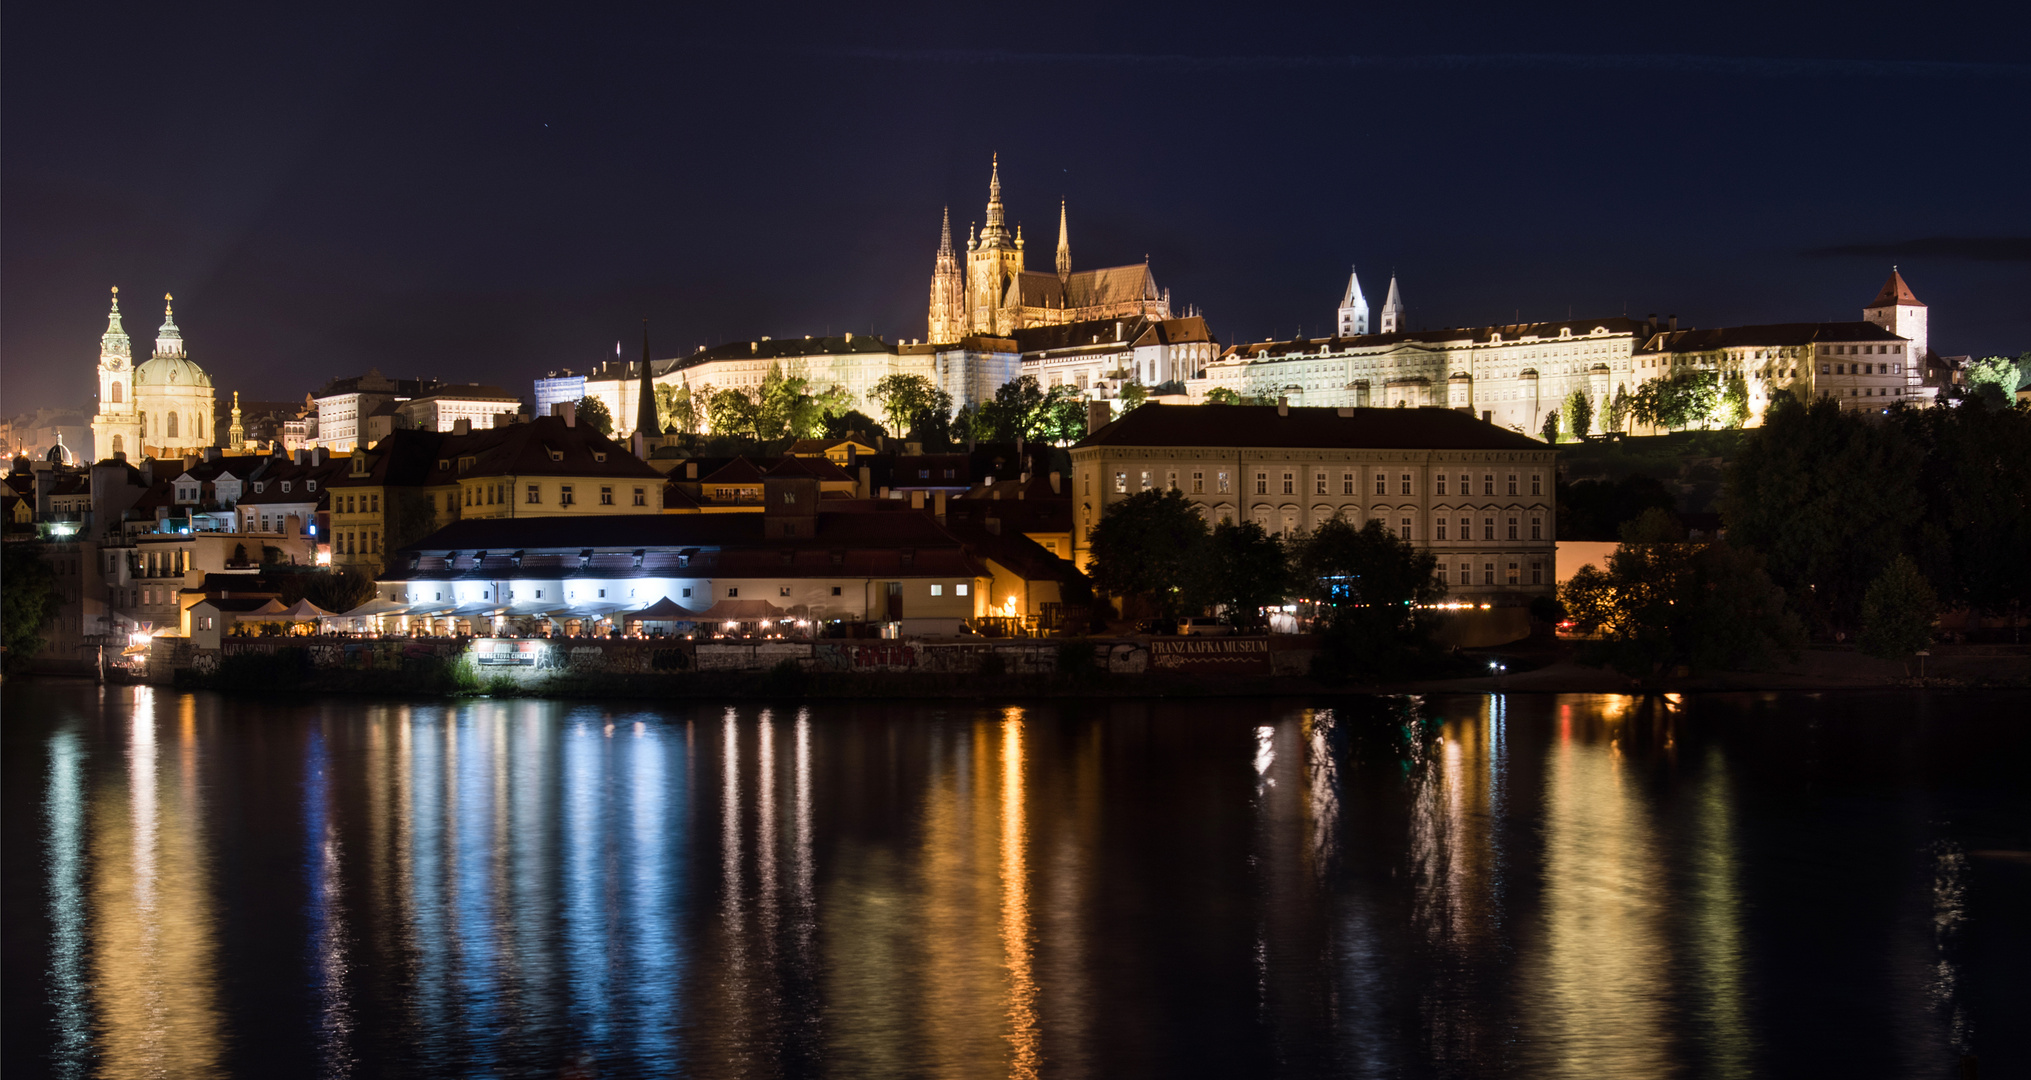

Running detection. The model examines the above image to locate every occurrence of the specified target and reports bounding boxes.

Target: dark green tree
[1541,409,1561,444]
[1605,383,1630,433]
[2,541,60,671]
[822,409,886,441]
[1117,380,1150,413]
[1858,554,1936,667]
[867,373,939,436]
[1192,520,1290,629]
[1086,489,1208,625]
[1891,400,2031,620]
[974,376,1050,443]
[1559,509,1802,676]
[573,395,614,435]
[1290,516,1444,680]
[1723,393,1923,631]
[1039,385,1090,445]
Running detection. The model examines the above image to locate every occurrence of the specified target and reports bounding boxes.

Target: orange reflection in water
[90,691,223,1079]
[1000,708,1039,1079]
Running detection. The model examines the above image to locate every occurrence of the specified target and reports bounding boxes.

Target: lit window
[1218,472,1231,493]
[1115,472,1128,494]
[1192,472,1205,493]
[527,485,540,504]
[600,486,614,505]
[930,584,943,596]
[1315,474,1328,496]
[956,583,969,596]
[780,586,792,597]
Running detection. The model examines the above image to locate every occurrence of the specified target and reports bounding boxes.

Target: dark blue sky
[5,3,2027,413]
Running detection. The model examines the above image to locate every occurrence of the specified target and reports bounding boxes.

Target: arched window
[138,411,148,436]
[167,412,178,438]
[109,382,124,403]
[112,435,124,455]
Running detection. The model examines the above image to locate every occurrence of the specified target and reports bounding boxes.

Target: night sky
[5,4,2027,414]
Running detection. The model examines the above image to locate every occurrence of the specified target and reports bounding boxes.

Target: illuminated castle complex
[927,156,1171,344]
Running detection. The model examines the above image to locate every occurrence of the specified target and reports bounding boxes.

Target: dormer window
[438,459,450,471]
[281,481,292,493]
[548,449,564,462]
[306,480,317,491]
[592,451,606,463]
[253,482,265,493]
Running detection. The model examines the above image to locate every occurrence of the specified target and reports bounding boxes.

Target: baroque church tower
[927,207,967,345]
[90,287,141,462]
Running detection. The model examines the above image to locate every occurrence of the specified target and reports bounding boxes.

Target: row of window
[1823,343,1900,355]
[1822,387,1907,399]
[1105,470,1545,498]
[340,530,381,556]
[457,483,648,509]
[1822,362,1900,376]
[1438,561,1545,587]
[458,582,974,604]
[338,493,380,515]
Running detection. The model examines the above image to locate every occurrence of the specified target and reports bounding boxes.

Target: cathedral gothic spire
[636,319,657,439]
[1056,201,1071,284]
[980,154,1011,246]
[927,206,967,345]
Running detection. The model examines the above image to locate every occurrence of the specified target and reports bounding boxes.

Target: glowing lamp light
[128,631,151,646]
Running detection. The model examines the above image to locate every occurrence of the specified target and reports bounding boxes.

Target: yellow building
[325,415,664,575]
[90,289,216,462]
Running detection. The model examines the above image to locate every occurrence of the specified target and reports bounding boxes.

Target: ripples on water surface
[3,683,2026,1078]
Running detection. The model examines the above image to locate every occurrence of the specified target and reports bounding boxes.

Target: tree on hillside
[1963,353,2031,410]
[1724,393,1923,632]
[656,384,697,436]
[905,387,956,447]
[1718,373,1750,429]
[1564,389,1593,438]
[1858,554,1936,668]
[1204,387,1278,407]
[1630,372,1719,431]
[1541,409,1561,444]
[1039,385,1090,444]
[868,374,939,436]
[702,384,761,441]
[1605,383,1630,433]
[573,396,614,435]
[1891,399,2031,621]
[1086,489,1208,625]
[1193,520,1289,630]
[1117,380,1150,414]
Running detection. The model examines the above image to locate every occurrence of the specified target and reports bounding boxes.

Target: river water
[3,681,2025,1079]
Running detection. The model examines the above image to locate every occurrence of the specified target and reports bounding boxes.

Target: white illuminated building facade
[90,289,217,462]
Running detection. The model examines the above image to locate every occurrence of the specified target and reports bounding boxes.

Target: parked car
[1177,617,1233,636]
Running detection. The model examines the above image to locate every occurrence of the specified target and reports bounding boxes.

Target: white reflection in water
[758,709,779,942]
[794,709,815,952]
[304,730,355,1078]
[1928,839,1970,1056]
[1527,707,1669,1080]
[1000,708,1039,1079]
[45,728,90,1079]
[1306,710,1340,880]
[723,708,744,953]
[626,716,681,1067]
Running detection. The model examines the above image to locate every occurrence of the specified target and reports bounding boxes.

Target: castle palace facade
[927,157,1170,344]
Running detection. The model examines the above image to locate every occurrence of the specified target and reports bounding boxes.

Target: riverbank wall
[160,634,1325,699]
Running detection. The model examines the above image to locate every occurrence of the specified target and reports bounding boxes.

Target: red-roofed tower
[1862,267,1927,389]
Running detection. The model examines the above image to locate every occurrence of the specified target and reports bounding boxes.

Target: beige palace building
[1070,403,1556,601]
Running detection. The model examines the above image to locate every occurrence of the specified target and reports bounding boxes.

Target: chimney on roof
[685,461,698,480]
[557,400,577,428]
[1278,397,1289,416]
[1669,314,1678,332]
[203,447,221,463]
[933,489,946,524]
[452,418,471,436]
[294,449,306,466]
[1086,400,1110,435]
[311,447,324,467]
[910,490,926,511]
[858,465,871,499]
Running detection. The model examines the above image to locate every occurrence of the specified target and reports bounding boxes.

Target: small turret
[1338,266,1368,336]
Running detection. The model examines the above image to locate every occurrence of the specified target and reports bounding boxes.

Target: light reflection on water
[5,685,2024,1078]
